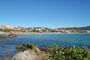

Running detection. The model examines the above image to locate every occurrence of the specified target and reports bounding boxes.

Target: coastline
[0,32,90,34]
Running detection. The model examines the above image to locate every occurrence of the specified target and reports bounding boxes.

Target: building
[14,27,26,32]
[0,25,13,30]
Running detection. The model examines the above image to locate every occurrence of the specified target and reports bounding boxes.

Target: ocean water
[0,34,90,58]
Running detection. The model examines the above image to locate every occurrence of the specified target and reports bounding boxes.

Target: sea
[0,34,90,58]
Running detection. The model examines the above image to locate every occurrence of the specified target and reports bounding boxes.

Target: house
[0,25,13,30]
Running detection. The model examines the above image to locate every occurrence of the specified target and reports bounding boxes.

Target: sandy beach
[0,32,89,34]
[0,32,62,34]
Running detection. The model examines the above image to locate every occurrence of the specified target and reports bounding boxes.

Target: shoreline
[0,32,90,34]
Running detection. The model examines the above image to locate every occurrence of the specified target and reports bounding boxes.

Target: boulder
[12,49,38,60]
[8,34,16,37]
[12,44,47,60]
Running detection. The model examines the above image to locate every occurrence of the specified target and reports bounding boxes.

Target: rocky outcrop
[12,44,47,60]
[8,34,16,37]
[0,34,16,39]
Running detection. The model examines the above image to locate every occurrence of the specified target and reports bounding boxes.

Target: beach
[0,32,90,35]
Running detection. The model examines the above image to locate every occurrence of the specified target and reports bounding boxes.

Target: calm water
[0,34,90,58]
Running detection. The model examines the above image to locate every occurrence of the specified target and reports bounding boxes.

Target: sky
[0,0,90,28]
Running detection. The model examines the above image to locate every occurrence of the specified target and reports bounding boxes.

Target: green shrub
[47,45,90,60]
[4,29,10,32]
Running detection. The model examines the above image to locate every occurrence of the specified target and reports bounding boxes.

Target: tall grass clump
[47,45,90,60]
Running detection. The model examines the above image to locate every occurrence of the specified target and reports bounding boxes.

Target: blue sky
[0,0,90,28]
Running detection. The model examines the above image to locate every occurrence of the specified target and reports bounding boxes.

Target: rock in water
[8,34,16,37]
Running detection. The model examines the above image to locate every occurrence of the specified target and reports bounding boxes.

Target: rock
[16,44,41,53]
[0,34,16,39]
[8,34,16,37]
[12,49,38,60]
[12,44,47,60]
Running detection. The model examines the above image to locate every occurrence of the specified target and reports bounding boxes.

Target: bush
[47,45,90,60]
[4,29,10,32]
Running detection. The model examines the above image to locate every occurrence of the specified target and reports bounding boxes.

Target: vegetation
[57,26,90,30]
[1,44,90,60]
[16,44,90,60]
[47,45,90,60]
[3,29,10,32]
[0,29,10,32]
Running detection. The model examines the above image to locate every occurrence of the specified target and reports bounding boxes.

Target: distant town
[0,25,90,33]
